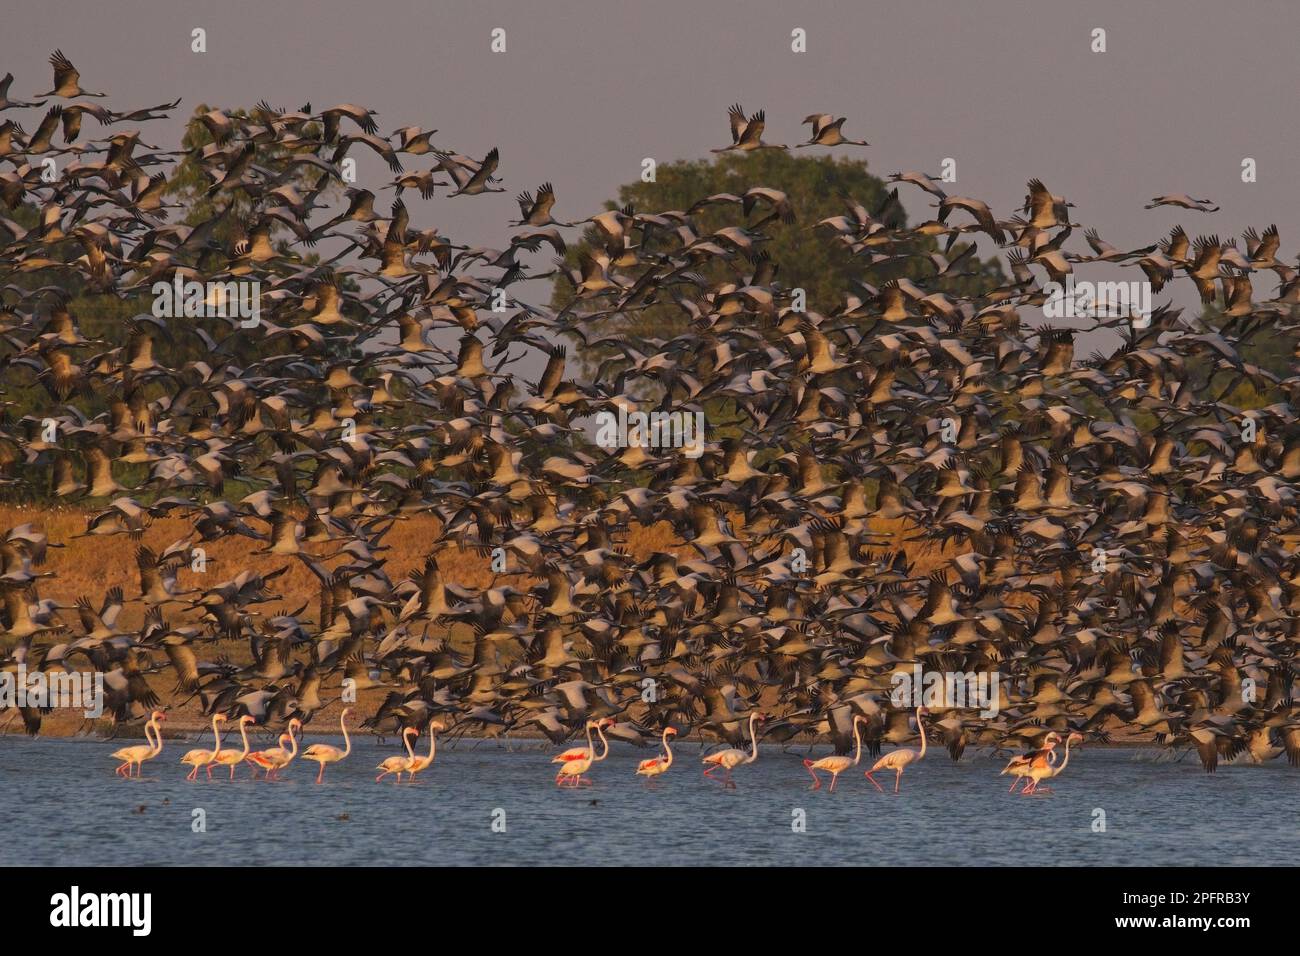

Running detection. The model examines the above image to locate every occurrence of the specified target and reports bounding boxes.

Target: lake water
[1,735,1294,866]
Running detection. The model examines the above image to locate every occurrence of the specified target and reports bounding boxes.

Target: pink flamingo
[1022,732,1083,794]
[635,727,678,783]
[111,711,165,777]
[804,714,868,792]
[375,727,419,783]
[702,712,766,788]
[865,706,927,793]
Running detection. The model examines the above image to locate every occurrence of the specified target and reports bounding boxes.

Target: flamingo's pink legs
[828,773,839,793]
[865,771,884,793]
[894,769,902,793]
[186,765,199,782]
[315,764,325,784]
[803,759,822,790]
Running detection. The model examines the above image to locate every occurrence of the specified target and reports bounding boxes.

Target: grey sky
[4,0,1298,343]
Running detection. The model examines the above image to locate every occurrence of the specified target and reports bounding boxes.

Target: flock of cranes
[3,50,1300,798]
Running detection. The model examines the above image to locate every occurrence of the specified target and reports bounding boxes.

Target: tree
[552,150,1005,373]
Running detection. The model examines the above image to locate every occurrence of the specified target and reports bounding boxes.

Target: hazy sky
[4,0,1298,341]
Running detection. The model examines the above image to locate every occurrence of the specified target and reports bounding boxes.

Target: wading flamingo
[248,718,302,780]
[405,720,446,782]
[1001,733,1060,793]
[635,727,677,783]
[302,708,353,783]
[552,718,614,764]
[180,714,226,781]
[375,727,419,783]
[555,717,613,787]
[211,715,256,780]
[866,706,928,793]
[1022,732,1083,794]
[702,712,766,788]
[111,710,165,776]
[248,734,290,778]
[804,714,869,791]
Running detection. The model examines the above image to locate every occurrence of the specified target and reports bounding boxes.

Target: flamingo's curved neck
[148,717,163,755]
[287,725,299,759]
[1054,739,1073,775]
[426,725,436,763]
[402,731,416,761]
[851,717,863,766]
[661,730,674,769]
[745,713,760,764]
[210,716,222,754]
[340,712,352,758]
[593,721,610,762]
[915,707,927,760]
[236,720,251,760]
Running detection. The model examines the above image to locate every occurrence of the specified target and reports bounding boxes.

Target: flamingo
[554,720,596,785]
[111,710,164,777]
[247,733,290,778]
[552,718,613,764]
[180,714,226,781]
[1001,733,1060,794]
[702,712,766,788]
[302,708,353,784]
[211,715,256,780]
[248,718,301,780]
[865,706,928,793]
[1022,733,1083,794]
[404,720,446,782]
[804,714,869,792]
[375,727,419,783]
[555,717,613,787]
[635,727,677,783]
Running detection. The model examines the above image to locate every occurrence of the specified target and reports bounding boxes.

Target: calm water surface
[1,735,1294,866]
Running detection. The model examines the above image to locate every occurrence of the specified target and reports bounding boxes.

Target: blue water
[0,736,1293,865]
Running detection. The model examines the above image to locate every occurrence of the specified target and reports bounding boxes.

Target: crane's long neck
[662,730,674,768]
[851,717,863,766]
[340,712,351,758]
[593,722,610,762]
[745,713,759,764]
[915,708,927,760]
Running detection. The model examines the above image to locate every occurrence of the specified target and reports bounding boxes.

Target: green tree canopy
[552,151,1005,372]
